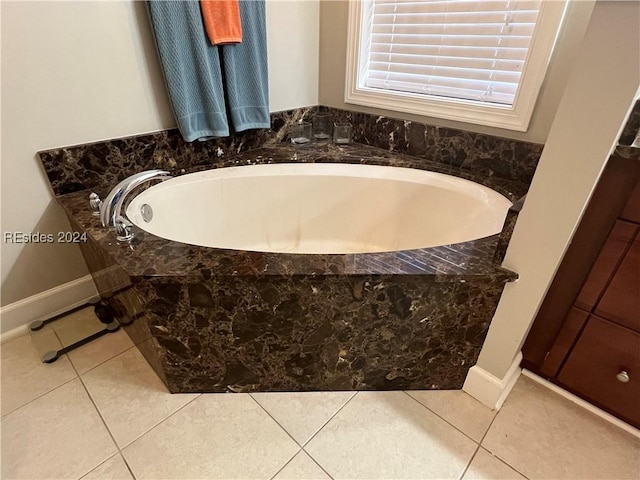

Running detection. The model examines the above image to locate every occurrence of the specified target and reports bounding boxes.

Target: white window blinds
[365,0,543,106]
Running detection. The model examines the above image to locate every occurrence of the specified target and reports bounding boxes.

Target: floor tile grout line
[54,325,150,480]
[246,393,334,480]
[248,391,357,451]
[457,444,481,480]
[468,445,531,480]
[248,393,306,448]
[120,452,138,480]
[71,342,137,377]
[248,392,352,480]
[77,452,130,480]
[300,391,358,449]
[399,391,486,480]
[70,350,203,479]
[2,331,134,478]
[268,447,303,480]
[116,392,203,451]
[60,327,139,480]
[401,390,488,445]
[64,363,124,476]
[80,382,201,479]
[478,403,500,445]
[0,374,78,419]
[1,326,79,419]
[73,338,202,454]
[475,403,531,480]
[62,329,198,480]
[300,447,336,480]
[472,445,531,480]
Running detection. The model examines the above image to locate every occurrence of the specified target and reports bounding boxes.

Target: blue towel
[147,0,270,141]
[221,0,270,131]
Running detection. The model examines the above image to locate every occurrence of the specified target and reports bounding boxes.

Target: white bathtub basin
[125,163,512,254]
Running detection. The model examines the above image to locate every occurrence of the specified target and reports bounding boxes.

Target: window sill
[345,86,530,132]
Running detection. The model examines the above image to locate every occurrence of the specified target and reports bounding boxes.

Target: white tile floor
[1,310,639,480]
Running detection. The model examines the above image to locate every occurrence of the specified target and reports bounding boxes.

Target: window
[346,0,568,131]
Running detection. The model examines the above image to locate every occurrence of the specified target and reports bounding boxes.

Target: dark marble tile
[39,105,541,199]
[319,106,544,184]
[493,210,519,264]
[133,274,505,392]
[39,106,318,198]
[614,145,640,161]
[407,122,427,156]
[619,100,640,146]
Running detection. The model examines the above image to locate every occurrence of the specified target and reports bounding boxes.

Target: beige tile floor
[1,309,639,480]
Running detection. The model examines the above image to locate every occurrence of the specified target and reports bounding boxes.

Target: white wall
[267,0,319,110]
[0,1,319,323]
[318,0,595,144]
[473,0,640,380]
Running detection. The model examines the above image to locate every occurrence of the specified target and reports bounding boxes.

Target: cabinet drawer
[558,316,640,428]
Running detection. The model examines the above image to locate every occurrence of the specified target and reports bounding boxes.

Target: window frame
[345,0,568,131]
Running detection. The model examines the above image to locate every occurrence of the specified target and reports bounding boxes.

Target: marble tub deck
[53,142,524,393]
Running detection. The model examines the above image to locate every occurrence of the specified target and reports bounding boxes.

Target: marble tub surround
[317,106,544,184]
[52,141,525,280]
[38,106,316,197]
[56,182,517,281]
[135,274,507,393]
[48,142,526,392]
[47,141,528,279]
[60,187,513,392]
[43,140,528,208]
[60,186,513,392]
[47,140,521,393]
[39,104,541,199]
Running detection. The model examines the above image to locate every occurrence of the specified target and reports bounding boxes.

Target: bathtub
[54,146,520,393]
[126,163,512,254]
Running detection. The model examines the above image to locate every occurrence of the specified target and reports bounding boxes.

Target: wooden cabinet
[522,155,640,429]
[558,315,640,427]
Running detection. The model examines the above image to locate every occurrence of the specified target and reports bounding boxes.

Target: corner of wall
[463,352,523,410]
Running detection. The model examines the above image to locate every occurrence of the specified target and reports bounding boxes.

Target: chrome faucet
[99,170,172,238]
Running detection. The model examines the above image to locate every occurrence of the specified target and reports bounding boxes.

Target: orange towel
[201,0,243,45]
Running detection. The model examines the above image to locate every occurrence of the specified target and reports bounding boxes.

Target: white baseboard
[463,352,523,410]
[0,275,99,343]
[521,369,640,438]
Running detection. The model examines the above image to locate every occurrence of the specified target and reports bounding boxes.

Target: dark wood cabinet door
[558,315,640,428]
[540,307,589,378]
[595,234,640,331]
[575,221,637,312]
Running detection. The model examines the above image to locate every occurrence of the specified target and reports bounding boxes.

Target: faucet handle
[115,216,134,242]
[89,192,102,216]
